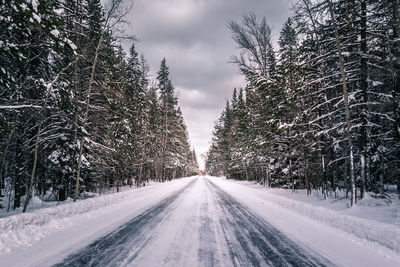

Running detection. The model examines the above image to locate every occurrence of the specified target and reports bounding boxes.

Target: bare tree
[74,0,130,201]
[228,13,275,79]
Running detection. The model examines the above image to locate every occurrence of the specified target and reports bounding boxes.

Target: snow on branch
[0,105,42,109]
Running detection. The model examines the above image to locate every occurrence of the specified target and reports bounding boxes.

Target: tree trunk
[380,150,384,195]
[147,168,150,183]
[70,0,82,199]
[388,0,400,195]
[155,168,159,183]
[0,125,15,191]
[345,158,349,198]
[162,168,166,182]
[305,155,310,196]
[332,162,337,198]
[74,30,105,202]
[7,188,12,212]
[70,56,80,193]
[379,117,385,194]
[99,176,104,194]
[14,172,22,210]
[290,159,294,193]
[23,61,75,212]
[328,0,356,206]
[321,154,327,199]
[359,0,368,199]
[161,92,169,182]
[138,163,143,188]
[263,167,266,187]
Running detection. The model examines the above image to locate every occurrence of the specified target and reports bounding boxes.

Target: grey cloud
[125,0,291,168]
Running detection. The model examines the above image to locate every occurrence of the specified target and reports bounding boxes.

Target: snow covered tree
[156,59,197,181]
[207,0,400,204]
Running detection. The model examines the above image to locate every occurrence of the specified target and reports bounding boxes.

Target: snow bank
[0,178,193,254]
[258,192,400,253]
[211,177,400,254]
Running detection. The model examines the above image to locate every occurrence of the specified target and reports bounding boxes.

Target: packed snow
[211,178,400,253]
[210,177,400,264]
[0,179,191,255]
[0,176,399,267]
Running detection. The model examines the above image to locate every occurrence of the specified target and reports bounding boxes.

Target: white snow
[32,12,40,23]
[210,177,400,265]
[372,80,383,87]
[0,105,42,109]
[30,0,38,12]
[128,177,215,266]
[0,178,194,258]
[66,39,77,51]
[54,8,63,15]
[20,3,28,11]
[50,29,60,38]
[1,176,399,267]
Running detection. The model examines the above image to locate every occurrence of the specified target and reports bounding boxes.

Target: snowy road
[2,176,399,267]
[54,177,330,266]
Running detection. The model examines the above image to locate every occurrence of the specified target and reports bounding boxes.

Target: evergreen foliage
[0,0,198,212]
[206,2,400,204]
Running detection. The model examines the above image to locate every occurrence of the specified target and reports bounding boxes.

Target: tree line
[205,0,400,205]
[0,0,199,212]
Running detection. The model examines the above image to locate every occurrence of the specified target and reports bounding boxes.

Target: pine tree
[207,1,400,203]
[157,59,175,181]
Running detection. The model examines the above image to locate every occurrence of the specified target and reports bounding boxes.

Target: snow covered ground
[0,182,157,219]
[211,177,400,253]
[0,178,193,265]
[0,176,399,266]
[224,179,400,227]
[210,177,400,266]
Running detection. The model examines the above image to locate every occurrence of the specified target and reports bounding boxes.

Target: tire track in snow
[198,200,215,266]
[53,179,197,267]
[205,178,333,267]
[54,177,333,267]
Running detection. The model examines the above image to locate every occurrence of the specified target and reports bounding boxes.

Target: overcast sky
[125,0,291,169]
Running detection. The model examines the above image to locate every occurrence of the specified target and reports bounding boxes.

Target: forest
[0,0,199,213]
[205,0,400,205]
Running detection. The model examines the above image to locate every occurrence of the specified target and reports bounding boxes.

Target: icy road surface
[2,176,399,267]
[54,178,330,266]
